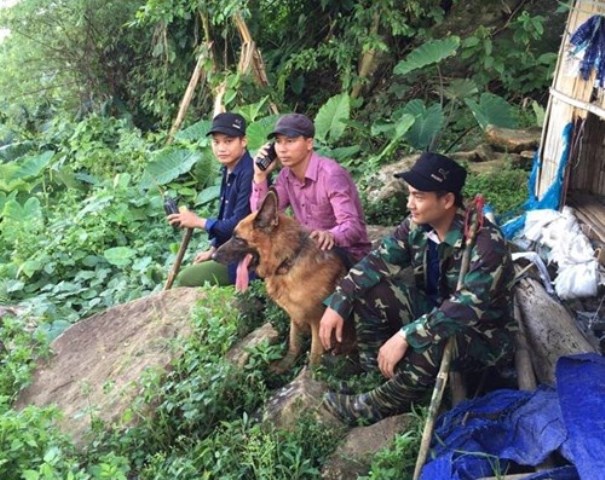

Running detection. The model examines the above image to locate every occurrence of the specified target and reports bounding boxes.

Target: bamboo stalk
[413,200,483,480]
[233,12,279,115]
[550,87,605,119]
[166,47,210,144]
[413,337,454,480]
[351,11,380,99]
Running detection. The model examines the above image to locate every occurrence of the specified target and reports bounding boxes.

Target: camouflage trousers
[350,277,514,418]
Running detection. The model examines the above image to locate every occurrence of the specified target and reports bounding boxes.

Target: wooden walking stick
[413,195,485,480]
[164,227,194,290]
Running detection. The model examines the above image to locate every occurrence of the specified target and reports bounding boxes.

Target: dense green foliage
[0,0,564,477]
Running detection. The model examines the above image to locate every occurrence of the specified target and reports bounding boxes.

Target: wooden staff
[413,195,485,480]
[164,227,194,290]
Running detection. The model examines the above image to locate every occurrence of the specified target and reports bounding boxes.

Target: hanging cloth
[569,15,605,87]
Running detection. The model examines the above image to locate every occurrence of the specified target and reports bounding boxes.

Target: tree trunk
[514,275,597,385]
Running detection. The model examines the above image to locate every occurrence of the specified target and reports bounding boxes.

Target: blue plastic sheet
[556,354,605,480]
[420,353,605,480]
[501,122,572,239]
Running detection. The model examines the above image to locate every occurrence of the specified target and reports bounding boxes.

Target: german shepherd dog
[213,189,355,372]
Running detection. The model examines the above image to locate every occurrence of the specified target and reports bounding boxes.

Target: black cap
[395,152,467,194]
[268,113,315,139]
[207,112,246,137]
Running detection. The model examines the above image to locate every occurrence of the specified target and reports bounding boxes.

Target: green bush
[464,166,529,218]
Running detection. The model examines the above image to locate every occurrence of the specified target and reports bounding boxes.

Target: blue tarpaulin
[420,353,605,480]
[501,122,572,240]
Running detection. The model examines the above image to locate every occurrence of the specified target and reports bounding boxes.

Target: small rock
[262,368,333,430]
[226,322,280,368]
[321,414,414,479]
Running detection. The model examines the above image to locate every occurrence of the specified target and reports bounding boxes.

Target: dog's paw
[269,361,288,374]
[269,356,296,374]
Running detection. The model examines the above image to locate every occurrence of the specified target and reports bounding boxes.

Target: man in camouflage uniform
[318,151,515,425]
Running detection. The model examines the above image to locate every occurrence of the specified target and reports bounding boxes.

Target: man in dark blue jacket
[167,112,254,286]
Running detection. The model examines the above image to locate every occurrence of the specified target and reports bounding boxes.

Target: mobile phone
[163,196,179,216]
[255,142,277,171]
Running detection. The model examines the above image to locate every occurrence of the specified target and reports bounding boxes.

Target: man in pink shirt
[251,113,371,265]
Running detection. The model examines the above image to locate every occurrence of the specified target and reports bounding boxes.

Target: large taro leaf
[140,148,201,188]
[191,149,218,189]
[195,185,221,206]
[175,119,212,143]
[465,93,518,130]
[441,78,479,102]
[371,113,416,166]
[325,145,361,162]
[3,197,42,223]
[393,36,460,76]
[0,163,21,191]
[0,150,52,192]
[237,97,271,123]
[399,100,444,150]
[103,246,136,267]
[314,93,350,144]
[247,114,280,152]
[0,141,35,162]
[13,150,54,181]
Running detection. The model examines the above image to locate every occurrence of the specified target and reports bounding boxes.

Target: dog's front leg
[270,321,303,373]
[308,320,324,367]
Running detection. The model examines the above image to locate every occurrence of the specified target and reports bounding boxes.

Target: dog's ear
[254,189,279,231]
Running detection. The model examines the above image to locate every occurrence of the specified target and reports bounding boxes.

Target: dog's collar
[275,231,309,275]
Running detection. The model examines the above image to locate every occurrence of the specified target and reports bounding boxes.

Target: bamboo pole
[167,46,210,144]
[233,12,279,115]
[351,11,380,99]
[413,198,484,480]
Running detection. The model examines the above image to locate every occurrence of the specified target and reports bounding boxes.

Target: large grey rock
[321,414,414,480]
[363,153,419,204]
[15,287,205,447]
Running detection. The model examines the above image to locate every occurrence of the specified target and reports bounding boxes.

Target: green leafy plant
[464,165,529,217]
[393,36,461,76]
[465,93,517,130]
[358,406,426,479]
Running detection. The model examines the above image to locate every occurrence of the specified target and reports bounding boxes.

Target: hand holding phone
[255,142,277,171]
[163,197,179,216]
[164,196,181,229]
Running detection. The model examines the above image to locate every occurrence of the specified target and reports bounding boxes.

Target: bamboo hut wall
[537,0,604,200]
[570,113,605,195]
